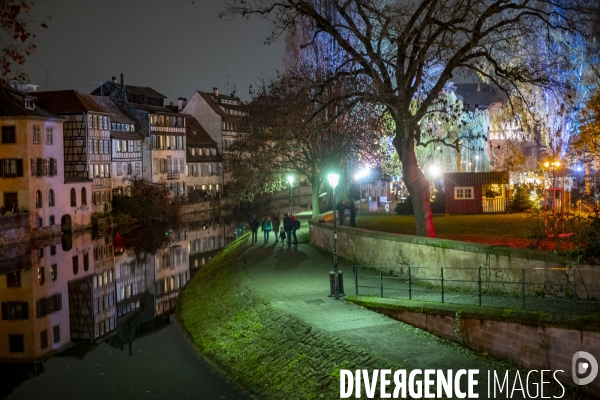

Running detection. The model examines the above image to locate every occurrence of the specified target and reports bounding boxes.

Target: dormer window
[211,148,216,156]
[24,98,35,110]
[191,148,196,156]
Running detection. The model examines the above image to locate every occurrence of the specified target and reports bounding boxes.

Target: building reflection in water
[0,212,232,397]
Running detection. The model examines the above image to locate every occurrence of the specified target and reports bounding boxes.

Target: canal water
[0,214,249,399]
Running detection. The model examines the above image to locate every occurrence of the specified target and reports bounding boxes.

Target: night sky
[23,0,285,102]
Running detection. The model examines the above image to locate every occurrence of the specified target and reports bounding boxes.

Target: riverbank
[177,234,403,399]
[177,227,599,399]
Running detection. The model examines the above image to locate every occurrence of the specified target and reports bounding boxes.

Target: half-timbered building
[92,76,188,197]
[0,85,92,235]
[34,91,113,217]
[184,117,222,202]
[89,97,143,198]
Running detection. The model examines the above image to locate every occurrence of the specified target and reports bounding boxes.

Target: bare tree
[222,0,593,237]
[225,72,381,217]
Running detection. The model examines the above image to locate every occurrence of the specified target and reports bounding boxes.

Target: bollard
[329,271,345,297]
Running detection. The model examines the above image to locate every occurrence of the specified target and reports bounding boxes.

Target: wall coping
[308,213,575,266]
[347,296,600,332]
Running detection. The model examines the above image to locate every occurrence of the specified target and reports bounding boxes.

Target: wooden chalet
[444,172,509,214]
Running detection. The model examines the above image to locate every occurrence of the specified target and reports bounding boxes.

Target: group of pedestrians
[249,213,299,246]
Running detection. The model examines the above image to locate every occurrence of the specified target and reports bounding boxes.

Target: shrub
[511,184,532,212]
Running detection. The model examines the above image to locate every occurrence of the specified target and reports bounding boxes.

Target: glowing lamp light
[544,162,549,168]
[429,165,441,177]
[328,173,340,189]
[354,168,370,181]
[287,175,294,185]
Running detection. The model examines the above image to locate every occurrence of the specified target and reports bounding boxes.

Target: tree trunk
[311,179,321,218]
[395,130,436,238]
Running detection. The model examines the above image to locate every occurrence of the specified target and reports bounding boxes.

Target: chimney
[477,82,481,92]
[120,73,124,88]
[213,87,218,97]
[112,76,116,83]
[170,101,174,106]
[183,97,187,108]
[178,97,184,111]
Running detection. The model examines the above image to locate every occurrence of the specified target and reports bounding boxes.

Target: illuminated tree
[222,0,594,237]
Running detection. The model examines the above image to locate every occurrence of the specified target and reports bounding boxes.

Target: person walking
[349,200,357,227]
[272,214,281,243]
[261,216,272,244]
[249,215,259,244]
[279,226,286,247]
[337,199,347,225]
[291,215,299,245]
[282,213,293,245]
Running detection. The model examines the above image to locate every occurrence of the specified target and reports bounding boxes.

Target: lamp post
[328,173,340,300]
[287,175,295,215]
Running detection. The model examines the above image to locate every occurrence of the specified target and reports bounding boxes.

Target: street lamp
[328,173,340,300]
[287,175,295,215]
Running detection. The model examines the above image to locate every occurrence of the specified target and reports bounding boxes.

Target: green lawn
[354,212,542,248]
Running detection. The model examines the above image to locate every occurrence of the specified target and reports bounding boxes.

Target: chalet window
[151,135,157,149]
[35,190,42,208]
[70,188,76,206]
[190,148,195,156]
[454,187,474,200]
[2,302,28,320]
[166,136,171,149]
[117,162,122,176]
[48,189,55,206]
[50,264,57,281]
[126,163,132,175]
[2,126,16,143]
[153,158,158,174]
[192,164,198,176]
[135,162,140,176]
[179,158,184,173]
[46,127,53,144]
[41,158,48,176]
[33,125,41,143]
[177,136,182,149]
[81,187,87,205]
[136,141,141,152]
[211,148,216,156]
[185,164,189,176]
[160,159,166,174]
[9,334,24,352]
[1,159,23,177]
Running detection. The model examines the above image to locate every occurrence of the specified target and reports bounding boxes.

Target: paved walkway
[239,223,567,399]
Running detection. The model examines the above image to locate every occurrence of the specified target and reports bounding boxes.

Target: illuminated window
[454,187,474,200]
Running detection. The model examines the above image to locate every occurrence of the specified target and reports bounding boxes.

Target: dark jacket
[250,218,259,231]
[272,216,280,232]
[283,215,293,231]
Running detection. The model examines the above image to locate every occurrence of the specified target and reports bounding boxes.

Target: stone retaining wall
[309,216,600,299]
[350,297,600,396]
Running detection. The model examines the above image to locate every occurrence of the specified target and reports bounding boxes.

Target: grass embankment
[356,213,541,248]
[177,234,402,400]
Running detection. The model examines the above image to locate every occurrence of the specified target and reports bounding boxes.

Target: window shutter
[16,159,23,177]
[31,158,36,177]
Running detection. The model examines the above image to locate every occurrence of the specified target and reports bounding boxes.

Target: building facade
[0,85,92,235]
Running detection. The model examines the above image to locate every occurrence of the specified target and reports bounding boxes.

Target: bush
[511,184,532,212]
[395,196,414,214]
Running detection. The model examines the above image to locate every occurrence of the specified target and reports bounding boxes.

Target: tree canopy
[223,0,596,237]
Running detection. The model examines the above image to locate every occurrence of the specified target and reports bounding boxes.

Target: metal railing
[167,170,180,180]
[353,265,600,314]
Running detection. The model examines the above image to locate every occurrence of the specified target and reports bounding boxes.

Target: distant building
[34,90,113,218]
[0,85,91,235]
[92,75,188,197]
[88,97,143,198]
[454,82,540,173]
[183,117,223,202]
